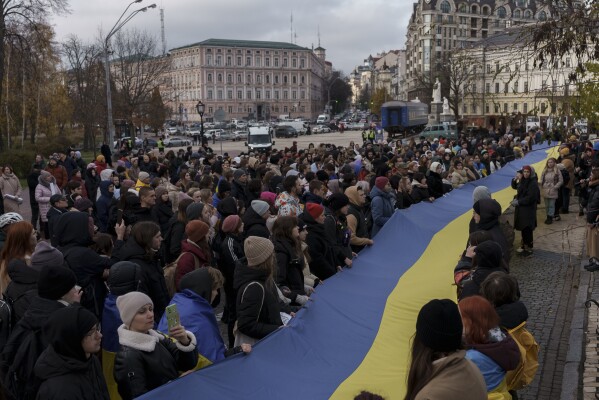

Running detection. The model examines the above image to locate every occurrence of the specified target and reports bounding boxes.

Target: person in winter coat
[481,272,528,332]
[34,307,109,400]
[540,157,563,224]
[472,198,510,265]
[370,176,396,237]
[4,241,63,323]
[151,186,174,234]
[426,161,444,199]
[272,216,309,305]
[0,220,36,295]
[0,165,23,213]
[345,186,373,253]
[36,170,60,239]
[113,221,170,320]
[275,175,303,217]
[163,198,194,264]
[45,156,68,190]
[560,157,575,214]
[234,236,284,344]
[322,193,354,266]
[85,164,100,206]
[451,160,470,188]
[96,180,115,233]
[242,200,271,239]
[55,212,118,317]
[586,168,599,258]
[404,299,487,400]
[175,220,211,289]
[218,215,245,347]
[114,292,198,400]
[511,165,540,256]
[231,168,249,206]
[410,173,435,204]
[0,265,80,400]
[459,241,507,301]
[158,268,250,368]
[459,295,521,398]
[300,203,339,280]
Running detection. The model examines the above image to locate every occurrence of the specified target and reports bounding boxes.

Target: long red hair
[458,295,499,345]
[0,221,35,292]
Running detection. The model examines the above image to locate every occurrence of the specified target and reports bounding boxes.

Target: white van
[316,114,330,124]
[245,127,275,152]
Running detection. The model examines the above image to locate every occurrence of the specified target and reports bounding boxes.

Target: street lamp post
[104,0,156,149]
[196,101,206,147]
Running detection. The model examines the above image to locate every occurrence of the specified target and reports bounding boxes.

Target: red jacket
[175,239,211,290]
[45,165,68,190]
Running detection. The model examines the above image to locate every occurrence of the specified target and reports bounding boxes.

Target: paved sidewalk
[505,206,586,400]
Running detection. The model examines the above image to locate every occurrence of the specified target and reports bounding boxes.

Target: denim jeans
[545,197,556,217]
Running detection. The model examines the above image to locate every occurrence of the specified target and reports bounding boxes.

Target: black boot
[544,216,553,224]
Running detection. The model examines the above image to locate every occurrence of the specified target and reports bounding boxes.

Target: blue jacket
[157,289,225,364]
[96,180,114,233]
[370,186,395,238]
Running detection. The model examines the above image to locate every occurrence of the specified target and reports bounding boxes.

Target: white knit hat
[116,291,153,328]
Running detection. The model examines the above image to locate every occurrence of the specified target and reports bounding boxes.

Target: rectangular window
[292,91,297,100]
[265,58,270,67]
[504,83,508,93]
[207,90,213,100]
[237,91,242,99]
[256,90,261,99]
[486,83,491,93]
[495,82,500,93]
[524,81,529,93]
[208,107,213,114]
[283,91,288,99]
[292,58,297,68]
[283,58,288,67]
[227,56,232,66]
[237,56,242,66]
[300,59,305,68]
[513,103,518,111]
[217,90,223,100]
[275,91,279,100]
[227,90,232,99]
[256,57,261,67]
[495,103,500,113]
[566,58,571,68]
[503,103,508,113]
[247,90,252,99]
[485,103,490,113]
[551,103,557,113]
[246,57,251,66]
[207,55,212,66]
[300,90,305,99]
[228,106,233,113]
[486,64,491,73]
[266,90,271,99]
[514,81,519,93]
[274,58,279,67]
[216,56,221,66]
[523,103,528,114]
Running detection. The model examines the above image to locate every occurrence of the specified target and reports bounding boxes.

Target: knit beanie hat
[37,265,77,300]
[416,299,463,352]
[222,215,242,233]
[326,193,350,211]
[74,197,93,212]
[260,191,277,205]
[474,241,503,270]
[233,169,247,180]
[244,236,274,267]
[472,186,492,204]
[186,202,205,221]
[217,197,238,219]
[250,200,270,217]
[186,220,210,243]
[375,176,389,190]
[138,172,150,182]
[116,291,153,328]
[522,165,532,173]
[30,241,64,272]
[306,203,324,220]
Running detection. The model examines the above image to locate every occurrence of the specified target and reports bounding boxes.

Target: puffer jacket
[35,346,109,400]
[370,185,395,238]
[233,262,282,340]
[540,167,563,199]
[0,172,22,213]
[35,183,54,222]
[451,169,469,188]
[114,327,197,400]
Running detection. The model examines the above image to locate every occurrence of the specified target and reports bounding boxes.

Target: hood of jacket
[34,345,93,381]
[301,191,323,204]
[179,269,213,302]
[100,168,114,181]
[468,328,521,372]
[181,239,210,261]
[117,238,148,262]
[20,296,66,330]
[242,206,266,230]
[55,212,94,247]
[345,186,362,206]
[99,180,114,198]
[495,300,529,330]
[475,198,501,230]
[7,258,38,284]
[233,260,270,290]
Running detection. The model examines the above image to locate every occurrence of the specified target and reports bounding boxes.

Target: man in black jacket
[47,194,68,247]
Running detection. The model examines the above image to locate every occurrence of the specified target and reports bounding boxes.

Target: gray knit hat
[250,200,270,217]
[116,291,153,328]
[186,202,205,221]
[31,241,64,272]
[244,236,274,266]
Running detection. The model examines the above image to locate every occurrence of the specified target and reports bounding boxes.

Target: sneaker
[521,249,533,257]
[554,215,561,221]
[544,217,553,224]
[516,246,525,253]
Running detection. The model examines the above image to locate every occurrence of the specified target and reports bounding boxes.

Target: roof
[468,26,532,50]
[170,39,310,52]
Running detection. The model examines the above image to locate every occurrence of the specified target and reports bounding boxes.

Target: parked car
[420,123,458,139]
[166,127,180,135]
[313,125,331,134]
[164,137,191,147]
[274,126,298,138]
[203,129,226,139]
[114,136,142,149]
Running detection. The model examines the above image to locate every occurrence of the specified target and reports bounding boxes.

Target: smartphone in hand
[117,209,124,225]
[165,304,180,330]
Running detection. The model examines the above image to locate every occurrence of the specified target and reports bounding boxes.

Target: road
[147,129,365,157]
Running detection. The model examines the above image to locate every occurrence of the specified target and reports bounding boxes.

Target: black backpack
[0,297,14,350]
[4,327,44,400]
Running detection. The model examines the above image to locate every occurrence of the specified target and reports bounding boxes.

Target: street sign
[214,109,226,122]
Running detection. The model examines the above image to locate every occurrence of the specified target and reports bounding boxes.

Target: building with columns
[163,39,327,122]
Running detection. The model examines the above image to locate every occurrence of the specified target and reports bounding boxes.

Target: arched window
[207,73,213,82]
[459,3,467,12]
[497,6,507,18]
[524,10,533,19]
[266,75,270,84]
[440,0,451,13]
[471,5,478,14]
[514,9,521,18]
[482,5,490,15]
[246,74,251,83]
[217,73,222,82]
[538,10,547,20]
[227,74,232,84]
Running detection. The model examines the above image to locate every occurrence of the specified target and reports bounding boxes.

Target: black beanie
[474,241,503,270]
[326,193,350,211]
[217,179,231,194]
[107,261,144,296]
[38,265,77,300]
[416,299,463,352]
[316,170,329,182]
[44,306,98,362]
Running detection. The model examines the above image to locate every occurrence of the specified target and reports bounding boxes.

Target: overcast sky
[51,0,413,74]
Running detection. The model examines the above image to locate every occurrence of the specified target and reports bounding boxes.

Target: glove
[511,199,519,207]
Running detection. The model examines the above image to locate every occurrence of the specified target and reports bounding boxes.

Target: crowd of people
[0,125,595,399]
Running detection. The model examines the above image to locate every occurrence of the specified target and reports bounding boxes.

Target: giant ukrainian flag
[139,143,557,400]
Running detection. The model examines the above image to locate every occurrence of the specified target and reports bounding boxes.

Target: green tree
[575,63,599,126]
[370,87,389,118]
[143,87,167,132]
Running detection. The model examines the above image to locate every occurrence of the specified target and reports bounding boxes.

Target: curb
[560,254,591,400]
